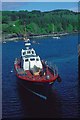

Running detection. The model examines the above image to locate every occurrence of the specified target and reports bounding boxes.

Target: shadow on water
[78,83,80,118]
[17,82,62,118]
[78,55,80,117]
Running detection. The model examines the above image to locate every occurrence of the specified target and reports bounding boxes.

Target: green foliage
[66,24,73,32]
[27,22,39,34]
[2,10,80,34]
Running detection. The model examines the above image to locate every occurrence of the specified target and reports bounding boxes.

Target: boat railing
[14,58,18,64]
[14,58,20,64]
[45,61,58,76]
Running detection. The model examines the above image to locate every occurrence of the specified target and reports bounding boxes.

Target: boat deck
[14,59,58,83]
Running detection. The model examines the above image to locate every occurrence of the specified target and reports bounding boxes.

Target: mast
[23,21,30,42]
[23,21,27,40]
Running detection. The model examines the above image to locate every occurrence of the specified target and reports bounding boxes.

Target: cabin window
[32,51,34,54]
[23,52,26,55]
[25,59,28,62]
[30,58,35,61]
[36,58,39,61]
[27,51,31,54]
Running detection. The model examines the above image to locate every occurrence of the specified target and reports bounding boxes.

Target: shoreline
[1,31,79,43]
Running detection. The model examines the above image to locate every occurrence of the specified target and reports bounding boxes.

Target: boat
[23,37,30,42]
[3,41,6,44]
[32,40,40,44]
[53,36,60,39]
[14,41,61,86]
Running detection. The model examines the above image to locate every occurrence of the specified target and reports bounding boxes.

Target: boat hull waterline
[14,58,61,85]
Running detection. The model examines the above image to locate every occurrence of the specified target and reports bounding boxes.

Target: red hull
[14,59,59,84]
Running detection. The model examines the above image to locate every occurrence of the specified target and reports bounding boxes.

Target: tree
[66,24,73,32]
[2,10,80,34]
[26,22,39,34]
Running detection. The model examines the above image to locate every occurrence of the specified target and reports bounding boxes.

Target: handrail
[46,61,58,76]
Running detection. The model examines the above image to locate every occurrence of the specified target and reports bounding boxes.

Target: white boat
[3,41,6,44]
[24,38,30,42]
[53,36,60,39]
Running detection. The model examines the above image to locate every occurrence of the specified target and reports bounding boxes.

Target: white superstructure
[21,42,43,71]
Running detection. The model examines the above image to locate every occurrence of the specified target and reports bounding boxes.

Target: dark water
[2,33,79,118]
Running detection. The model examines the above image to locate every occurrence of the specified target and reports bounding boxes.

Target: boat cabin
[21,48,36,57]
[21,43,43,71]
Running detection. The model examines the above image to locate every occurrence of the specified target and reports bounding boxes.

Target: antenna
[25,43,31,49]
[23,21,27,40]
[23,21,30,42]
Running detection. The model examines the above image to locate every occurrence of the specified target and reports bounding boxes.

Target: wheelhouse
[21,43,43,71]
